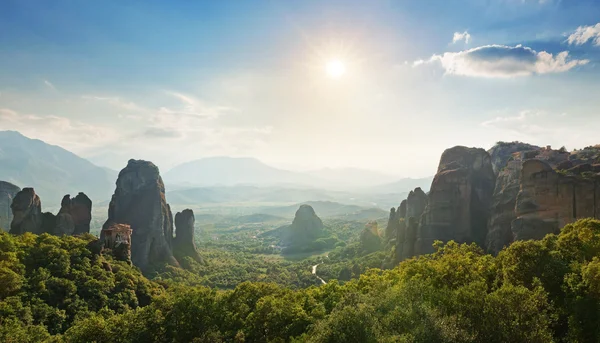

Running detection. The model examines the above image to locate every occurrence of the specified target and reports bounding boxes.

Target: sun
[325,59,346,78]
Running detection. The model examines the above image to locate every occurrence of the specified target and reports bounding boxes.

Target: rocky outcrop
[290,205,323,235]
[486,144,599,253]
[416,146,495,255]
[8,190,92,236]
[384,207,400,241]
[104,159,178,272]
[173,209,202,262]
[405,187,427,219]
[9,188,43,234]
[360,221,381,253]
[486,144,543,254]
[0,181,20,231]
[55,195,75,235]
[398,200,407,218]
[512,159,600,241]
[393,187,429,262]
[488,141,540,175]
[70,193,92,234]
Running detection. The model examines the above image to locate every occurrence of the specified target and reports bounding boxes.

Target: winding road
[312,264,327,285]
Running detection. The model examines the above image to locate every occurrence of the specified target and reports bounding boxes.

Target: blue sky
[1,0,600,176]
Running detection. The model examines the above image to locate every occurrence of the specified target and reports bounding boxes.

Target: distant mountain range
[163,156,404,189]
[164,156,317,187]
[0,131,433,209]
[0,131,116,207]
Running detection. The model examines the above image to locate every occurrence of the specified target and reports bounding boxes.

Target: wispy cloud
[81,95,146,111]
[567,22,600,46]
[452,31,471,44]
[43,80,56,90]
[414,44,588,78]
[159,91,236,119]
[0,108,116,152]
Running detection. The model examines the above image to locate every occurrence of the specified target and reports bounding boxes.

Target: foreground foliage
[3,218,600,342]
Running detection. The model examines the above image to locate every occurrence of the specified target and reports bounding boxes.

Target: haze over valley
[3,1,600,342]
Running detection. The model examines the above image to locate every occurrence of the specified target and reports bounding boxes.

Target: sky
[1,0,600,177]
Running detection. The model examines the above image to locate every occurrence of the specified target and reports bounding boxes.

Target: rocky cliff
[486,143,543,253]
[393,187,428,262]
[512,159,600,241]
[486,144,599,253]
[415,146,495,255]
[284,204,324,243]
[9,188,43,234]
[8,188,92,236]
[104,159,178,271]
[173,209,202,263]
[360,221,381,253]
[488,141,541,175]
[0,181,20,231]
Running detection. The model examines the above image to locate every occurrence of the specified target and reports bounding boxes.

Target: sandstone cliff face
[55,195,75,235]
[512,159,600,241]
[104,159,178,271]
[488,142,540,175]
[360,221,382,253]
[290,204,323,235]
[173,209,202,263]
[393,188,428,262]
[9,188,43,234]
[0,181,20,231]
[486,143,543,254]
[416,146,495,255]
[486,144,597,253]
[384,208,399,241]
[281,204,324,245]
[70,193,92,234]
[405,187,427,219]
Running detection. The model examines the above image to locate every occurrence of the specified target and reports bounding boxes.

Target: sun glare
[325,59,346,78]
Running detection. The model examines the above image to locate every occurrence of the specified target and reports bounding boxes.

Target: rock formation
[415,146,495,255]
[70,193,92,234]
[512,159,600,241]
[393,187,429,262]
[173,209,202,262]
[398,200,407,218]
[486,144,543,254]
[7,187,93,236]
[360,221,381,253]
[384,207,400,241]
[55,195,75,235]
[286,204,323,242]
[9,188,43,234]
[104,159,178,271]
[0,181,20,231]
[486,144,599,253]
[488,141,541,175]
[405,187,428,219]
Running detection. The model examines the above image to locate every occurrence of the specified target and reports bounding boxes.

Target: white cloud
[482,110,544,128]
[82,95,146,112]
[567,23,600,46]
[44,80,56,90]
[0,108,116,152]
[452,31,471,44]
[414,44,588,78]
[160,91,236,119]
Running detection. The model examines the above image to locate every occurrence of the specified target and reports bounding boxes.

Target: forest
[3,218,600,342]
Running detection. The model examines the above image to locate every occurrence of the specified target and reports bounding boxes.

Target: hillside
[0,131,116,206]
